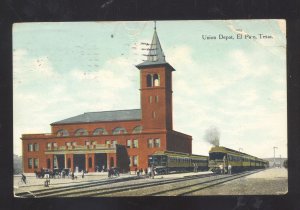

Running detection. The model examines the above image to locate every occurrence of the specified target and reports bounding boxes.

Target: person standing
[147,166,151,177]
[21,173,27,184]
[151,165,155,179]
[219,164,224,174]
[134,167,137,175]
[228,164,232,174]
[71,171,75,180]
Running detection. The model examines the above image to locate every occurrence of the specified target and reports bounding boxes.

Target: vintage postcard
[13,20,287,197]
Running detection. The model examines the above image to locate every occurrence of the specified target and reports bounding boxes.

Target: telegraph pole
[273,146,278,167]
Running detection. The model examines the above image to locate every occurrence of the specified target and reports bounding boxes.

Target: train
[208,146,269,173]
[148,151,208,174]
[148,146,269,175]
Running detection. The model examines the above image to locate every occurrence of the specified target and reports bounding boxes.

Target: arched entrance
[95,154,107,171]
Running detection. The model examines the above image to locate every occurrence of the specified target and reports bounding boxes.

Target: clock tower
[136,26,175,132]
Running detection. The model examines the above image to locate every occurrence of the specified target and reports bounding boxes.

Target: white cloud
[71,57,136,89]
[239,89,259,107]
[271,90,286,103]
[13,49,59,90]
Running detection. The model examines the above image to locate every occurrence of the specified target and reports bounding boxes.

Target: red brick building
[21,28,192,173]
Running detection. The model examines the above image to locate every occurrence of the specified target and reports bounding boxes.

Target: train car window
[209,152,226,160]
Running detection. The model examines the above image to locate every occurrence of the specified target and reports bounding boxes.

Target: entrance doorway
[95,154,107,172]
[73,154,85,172]
[54,154,65,169]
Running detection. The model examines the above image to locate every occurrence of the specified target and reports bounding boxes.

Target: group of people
[95,165,106,172]
[219,164,232,174]
[193,163,199,172]
[108,167,120,178]
[135,165,156,178]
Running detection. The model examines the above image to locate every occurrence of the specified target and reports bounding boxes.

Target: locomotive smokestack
[204,126,220,147]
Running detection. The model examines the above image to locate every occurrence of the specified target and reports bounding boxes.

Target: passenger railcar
[148,151,208,174]
[208,146,269,173]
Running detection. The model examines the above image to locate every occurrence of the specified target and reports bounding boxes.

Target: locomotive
[148,151,208,174]
[208,146,269,173]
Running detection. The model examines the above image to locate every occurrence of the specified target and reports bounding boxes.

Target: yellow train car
[148,151,208,174]
[208,146,268,173]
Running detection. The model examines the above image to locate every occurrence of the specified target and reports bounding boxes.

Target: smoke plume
[204,126,220,146]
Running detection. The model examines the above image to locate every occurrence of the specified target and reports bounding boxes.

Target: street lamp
[273,146,278,167]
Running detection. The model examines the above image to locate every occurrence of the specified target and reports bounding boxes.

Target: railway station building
[21,27,193,173]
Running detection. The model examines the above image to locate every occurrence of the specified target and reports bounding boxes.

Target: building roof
[136,27,175,71]
[51,109,141,125]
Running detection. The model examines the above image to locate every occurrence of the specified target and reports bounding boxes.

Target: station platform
[14,170,213,191]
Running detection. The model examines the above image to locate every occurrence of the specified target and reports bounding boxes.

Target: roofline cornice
[135,63,176,71]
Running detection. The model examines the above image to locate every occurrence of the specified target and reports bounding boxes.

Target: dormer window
[132,126,143,134]
[75,128,88,136]
[93,128,108,135]
[112,127,127,135]
[57,129,69,137]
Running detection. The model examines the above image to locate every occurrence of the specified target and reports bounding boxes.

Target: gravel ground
[189,167,288,195]
[14,168,286,196]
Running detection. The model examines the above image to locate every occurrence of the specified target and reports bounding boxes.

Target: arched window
[75,128,88,136]
[146,74,152,87]
[57,129,69,137]
[93,128,108,135]
[153,74,160,86]
[132,126,143,134]
[112,127,127,135]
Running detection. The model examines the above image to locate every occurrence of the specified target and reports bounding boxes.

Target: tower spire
[136,22,175,71]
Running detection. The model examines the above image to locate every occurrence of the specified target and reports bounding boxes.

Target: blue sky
[13,20,286,158]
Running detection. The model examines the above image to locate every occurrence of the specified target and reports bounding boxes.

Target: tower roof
[136,25,175,71]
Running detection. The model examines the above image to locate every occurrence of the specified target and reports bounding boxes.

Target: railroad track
[15,170,263,197]
[14,176,139,198]
[15,173,215,197]
[95,170,262,196]
[149,169,263,196]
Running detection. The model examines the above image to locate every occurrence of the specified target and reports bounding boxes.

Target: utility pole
[273,146,278,167]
